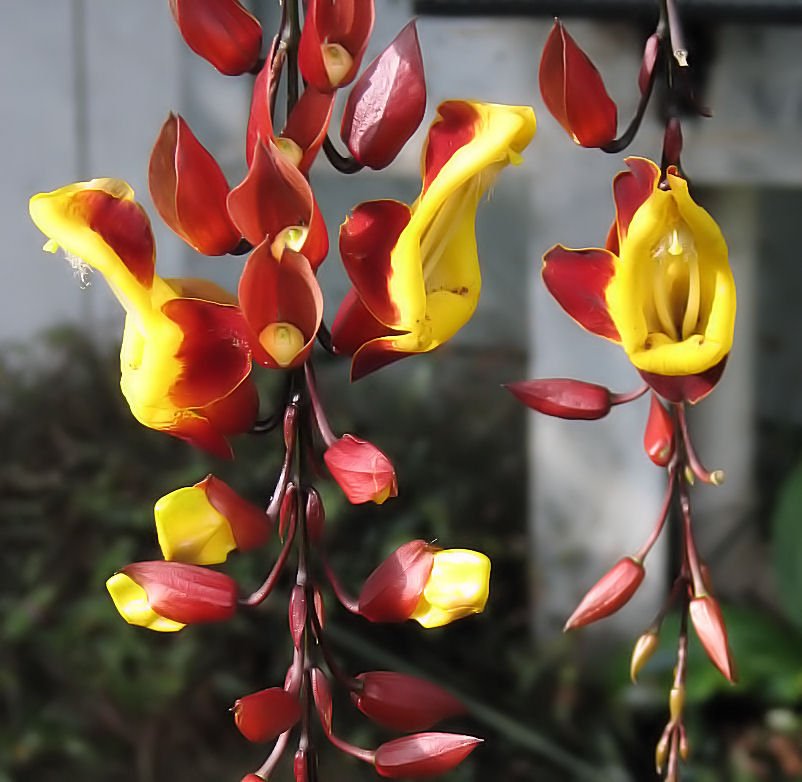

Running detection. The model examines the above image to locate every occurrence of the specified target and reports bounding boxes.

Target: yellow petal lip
[606,170,735,376]
[154,485,237,565]
[411,549,491,629]
[106,573,185,632]
[386,101,536,354]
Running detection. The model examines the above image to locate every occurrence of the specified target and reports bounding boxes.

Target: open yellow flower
[29,179,257,457]
[332,100,536,380]
[543,158,736,402]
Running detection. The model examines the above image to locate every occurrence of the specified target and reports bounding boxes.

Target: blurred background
[3,1,802,780]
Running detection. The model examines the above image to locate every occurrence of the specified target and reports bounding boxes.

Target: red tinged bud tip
[564,557,645,630]
[324,434,398,504]
[341,21,427,169]
[505,378,612,420]
[148,113,241,256]
[539,19,617,147]
[289,584,306,649]
[358,540,435,623]
[689,595,737,683]
[241,775,265,782]
[374,732,482,779]
[310,667,333,734]
[638,33,661,95]
[233,687,302,742]
[354,671,465,731]
[305,487,326,544]
[643,393,675,467]
[169,0,262,76]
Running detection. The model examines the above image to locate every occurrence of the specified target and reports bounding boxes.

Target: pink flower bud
[233,687,302,742]
[305,487,326,543]
[354,671,465,731]
[289,584,306,649]
[564,557,645,630]
[341,21,426,169]
[374,732,482,778]
[539,19,617,147]
[689,595,736,682]
[638,33,661,95]
[148,113,240,255]
[505,378,612,420]
[358,540,434,623]
[643,393,675,467]
[324,434,398,504]
[169,0,262,76]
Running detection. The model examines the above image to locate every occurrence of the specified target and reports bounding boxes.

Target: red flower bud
[341,21,426,169]
[689,595,736,682]
[324,434,398,504]
[539,19,617,147]
[298,0,375,91]
[310,667,333,734]
[358,540,434,623]
[111,561,237,626]
[289,584,306,649]
[148,113,240,256]
[354,671,465,731]
[305,487,326,543]
[662,116,683,169]
[505,378,612,420]
[638,33,661,95]
[233,687,302,742]
[564,557,645,630]
[241,775,264,782]
[294,749,310,782]
[374,732,482,778]
[169,0,262,76]
[643,393,675,467]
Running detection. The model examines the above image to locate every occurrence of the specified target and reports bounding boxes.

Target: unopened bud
[305,487,325,544]
[643,393,675,467]
[505,378,612,420]
[638,33,661,94]
[630,631,659,682]
[669,685,685,723]
[655,728,671,773]
[289,584,306,649]
[679,724,690,760]
[689,594,736,682]
[310,667,332,734]
[564,557,645,630]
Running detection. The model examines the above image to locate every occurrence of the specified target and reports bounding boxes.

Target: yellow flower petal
[106,573,186,632]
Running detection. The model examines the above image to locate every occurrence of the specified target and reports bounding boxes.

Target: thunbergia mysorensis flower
[169,0,262,76]
[106,560,238,632]
[542,157,736,403]
[331,100,536,380]
[155,475,271,565]
[148,112,241,255]
[298,0,375,90]
[324,434,398,504]
[358,540,491,628]
[29,179,257,458]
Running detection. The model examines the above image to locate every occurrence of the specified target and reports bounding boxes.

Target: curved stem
[323,135,364,174]
[320,553,360,614]
[256,727,293,779]
[601,58,658,154]
[324,729,375,765]
[305,362,338,447]
[309,595,363,691]
[677,404,724,485]
[239,510,298,606]
[609,383,649,406]
[665,0,688,67]
[634,464,676,562]
[677,474,705,596]
[316,320,336,355]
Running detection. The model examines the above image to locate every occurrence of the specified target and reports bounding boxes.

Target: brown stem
[305,362,337,447]
[239,510,298,606]
[634,464,677,562]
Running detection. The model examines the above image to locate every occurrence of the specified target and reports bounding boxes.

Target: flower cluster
[29,1,534,779]
[505,10,738,781]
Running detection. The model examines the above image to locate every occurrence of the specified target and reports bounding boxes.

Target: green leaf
[771,458,802,629]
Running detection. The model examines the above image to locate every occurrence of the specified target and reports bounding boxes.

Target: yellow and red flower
[29,179,257,458]
[332,100,536,380]
[542,157,736,402]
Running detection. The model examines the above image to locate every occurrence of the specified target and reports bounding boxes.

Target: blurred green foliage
[2,328,802,782]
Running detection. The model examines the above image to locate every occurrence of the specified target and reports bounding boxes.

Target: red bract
[639,33,661,95]
[374,732,482,778]
[354,671,465,731]
[310,667,333,734]
[148,113,240,255]
[298,0,375,90]
[247,41,335,173]
[233,687,302,742]
[564,557,645,630]
[323,434,398,504]
[689,595,736,683]
[228,139,328,268]
[289,584,306,649]
[358,540,434,623]
[341,21,426,169]
[197,474,272,551]
[643,393,675,467]
[238,245,323,369]
[120,561,237,624]
[169,0,262,76]
[539,19,617,147]
[505,378,612,420]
